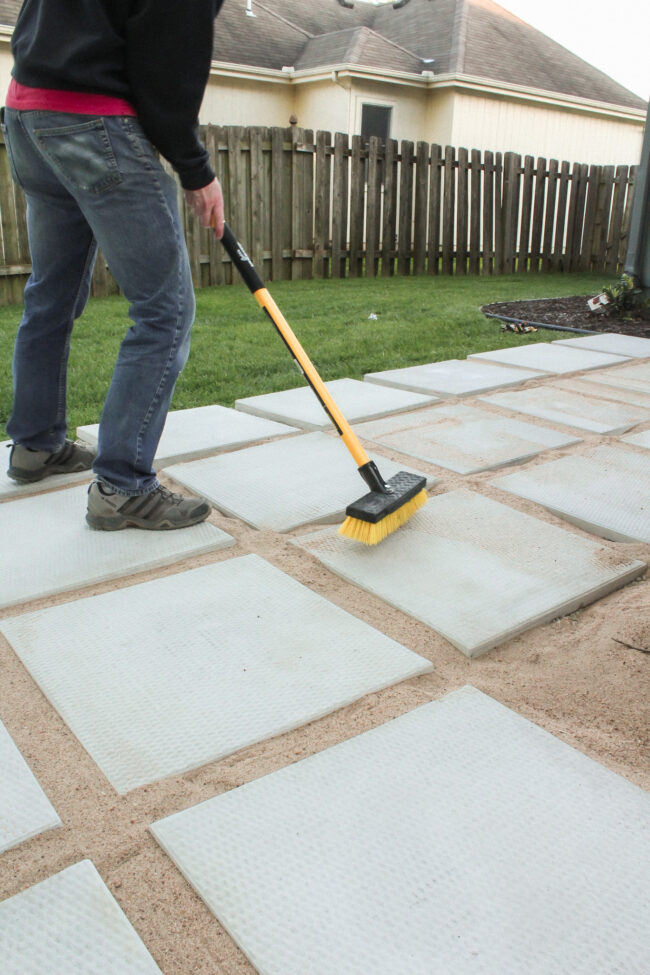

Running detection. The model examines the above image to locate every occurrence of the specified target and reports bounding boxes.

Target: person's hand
[184,177,224,238]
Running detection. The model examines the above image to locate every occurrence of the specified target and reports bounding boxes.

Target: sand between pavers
[293,489,645,657]
[151,686,650,975]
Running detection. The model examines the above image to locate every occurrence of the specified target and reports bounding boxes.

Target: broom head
[338,471,427,545]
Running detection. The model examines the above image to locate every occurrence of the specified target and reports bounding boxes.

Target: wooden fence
[0,125,638,304]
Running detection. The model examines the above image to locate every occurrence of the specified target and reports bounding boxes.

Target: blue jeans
[2,108,195,495]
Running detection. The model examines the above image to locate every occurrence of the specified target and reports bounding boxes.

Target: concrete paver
[163,431,433,532]
[586,360,650,395]
[493,444,650,543]
[77,405,297,467]
[0,484,233,610]
[552,332,650,359]
[470,342,629,373]
[0,719,60,854]
[293,489,644,657]
[0,556,432,793]
[235,378,436,429]
[353,405,579,473]
[363,358,543,396]
[151,686,650,975]
[0,861,163,974]
[479,385,650,433]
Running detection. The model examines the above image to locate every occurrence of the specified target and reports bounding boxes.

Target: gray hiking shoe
[86,481,211,531]
[7,439,95,483]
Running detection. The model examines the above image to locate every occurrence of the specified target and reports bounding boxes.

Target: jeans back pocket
[34,117,122,195]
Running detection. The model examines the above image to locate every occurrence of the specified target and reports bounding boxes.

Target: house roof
[0,0,645,111]
[213,0,646,111]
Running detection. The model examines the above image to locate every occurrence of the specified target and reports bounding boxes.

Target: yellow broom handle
[254,287,371,468]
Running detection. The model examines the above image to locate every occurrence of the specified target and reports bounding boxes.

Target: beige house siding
[447,86,644,164]
[1,31,642,167]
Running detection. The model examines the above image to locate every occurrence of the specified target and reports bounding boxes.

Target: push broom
[220,224,427,544]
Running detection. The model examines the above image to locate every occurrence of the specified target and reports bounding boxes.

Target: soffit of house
[295,27,423,74]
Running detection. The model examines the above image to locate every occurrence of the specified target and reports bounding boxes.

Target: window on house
[361,104,392,146]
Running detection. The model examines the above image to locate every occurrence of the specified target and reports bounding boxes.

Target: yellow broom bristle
[338,489,427,545]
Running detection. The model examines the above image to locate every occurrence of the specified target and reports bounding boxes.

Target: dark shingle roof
[0,0,644,111]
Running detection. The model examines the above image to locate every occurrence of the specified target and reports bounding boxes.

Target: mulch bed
[482,295,650,339]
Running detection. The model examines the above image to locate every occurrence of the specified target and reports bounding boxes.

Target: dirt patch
[483,295,650,338]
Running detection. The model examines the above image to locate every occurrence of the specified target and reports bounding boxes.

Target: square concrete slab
[293,490,644,657]
[77,405,297,467]
[0,556,432,793]
[0,484,233,611]
[585,360,650,395]
[151,686,650,975]
[553,332,650,358]
[353,405,579,474]
[0,441,92,501]
[235,378,436,429]
[0,860,162,975]
[363,358,543,396]
[163,432,433,532]
[0,719,60,854]
[470,342,628,373]
[622,429,650,450]
[479,385,650,434]
[552,377,650,410]
[492,445,650,543]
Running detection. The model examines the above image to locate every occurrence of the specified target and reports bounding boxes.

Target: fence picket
[529,157,546,272]
[594,165,615,272]
[482,150,494,275]
[349,135,365,277]
[331,132,349,279]
[541,158,558,272]
[502,152,521,274]
[413,141,429,275]
[469,149,481,274]
[606,164,628,274]
[398,140,414,276]
[553,160,571,270]
[442,145,455,275]
[518,155,534,272]
[427,143,442,275]
[381,138,398,277]
[580,164,601,272]
[314,130,332,279]
[456,147,469,275]
[494,152,504,274]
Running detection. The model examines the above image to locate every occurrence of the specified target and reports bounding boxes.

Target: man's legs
[5,111,202,503]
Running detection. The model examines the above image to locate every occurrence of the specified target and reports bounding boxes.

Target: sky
[474,0,649,101]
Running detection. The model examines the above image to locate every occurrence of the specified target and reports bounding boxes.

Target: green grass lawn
[0,271,612,440]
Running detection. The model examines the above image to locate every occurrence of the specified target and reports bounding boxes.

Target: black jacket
[11,0,223,189]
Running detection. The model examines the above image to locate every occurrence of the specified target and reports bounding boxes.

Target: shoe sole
[7,464,92,484]
[86,509,210,531]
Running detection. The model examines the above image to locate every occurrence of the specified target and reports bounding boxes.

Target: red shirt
[6,78,137,116]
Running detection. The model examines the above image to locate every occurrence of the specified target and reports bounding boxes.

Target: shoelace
[154,486,186,506]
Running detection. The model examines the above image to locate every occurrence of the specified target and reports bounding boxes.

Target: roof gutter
[209,60,646,120]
